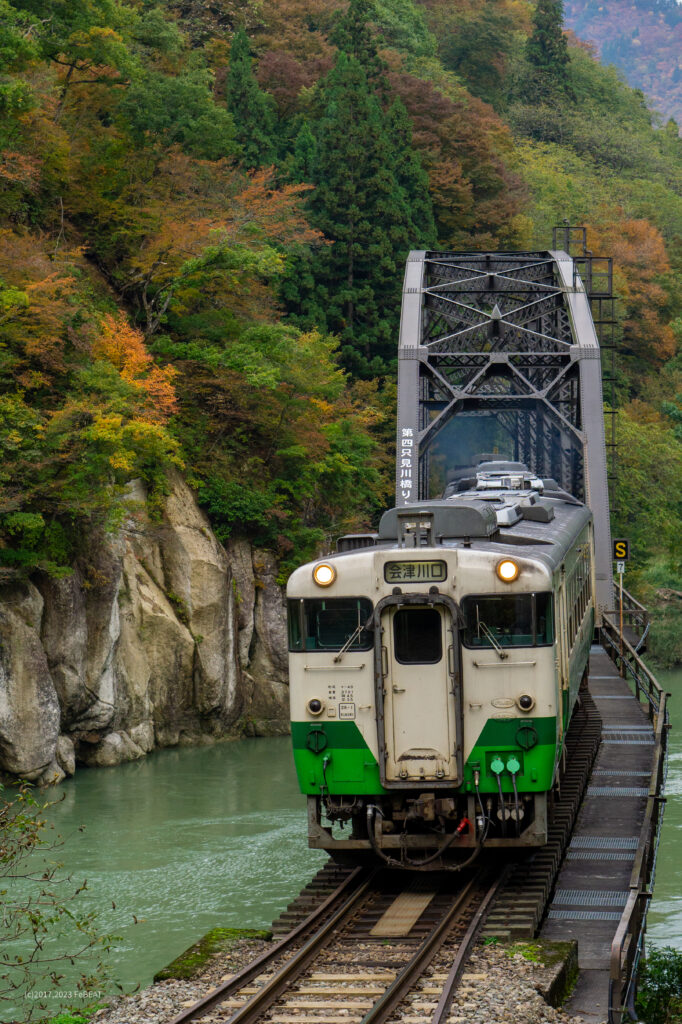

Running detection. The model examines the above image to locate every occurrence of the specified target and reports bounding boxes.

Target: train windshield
[461,593,553,648]
[287,598,373,652]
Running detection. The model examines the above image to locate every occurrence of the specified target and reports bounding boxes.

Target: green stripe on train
[291,721,384,795]
[291,717,558,796]
[463,715,557,793]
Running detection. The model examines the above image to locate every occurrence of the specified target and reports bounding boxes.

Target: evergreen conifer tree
[290,120,317,182]
[285,53,413,377]
[226,28,276,169]
[386,98,436,248]
[524,0,571,99]
[330,0,386,85]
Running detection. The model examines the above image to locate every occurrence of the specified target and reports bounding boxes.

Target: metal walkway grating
[587,786,649,797]
[567,850,635,862]
[553,890,628,907]
[603,725,652,731]
[548,910,623,921]
[592,769,650,777]
[603,736,654,745]
[569,836,639,849]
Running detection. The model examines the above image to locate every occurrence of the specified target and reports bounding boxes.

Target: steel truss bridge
[395,244,613,616]
[394,238,667,1024]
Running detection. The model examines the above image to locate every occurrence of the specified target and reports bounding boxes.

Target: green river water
[16,737,325,1018]
[643,666,682,949]
[13,667,682,1018]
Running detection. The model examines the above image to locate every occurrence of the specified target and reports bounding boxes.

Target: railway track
[166,686,601,1024]
[168,861,505,1024]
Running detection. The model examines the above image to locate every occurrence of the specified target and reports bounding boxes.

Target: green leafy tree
[372,0,436,59]
[524,0,572,100]
[0,1,38,115]
[120,68,237,160]
[226,28,277,169]
[9,0,133,118]
[636,946,682,1024]
[439,1,517,108]
[1,784,114,1020]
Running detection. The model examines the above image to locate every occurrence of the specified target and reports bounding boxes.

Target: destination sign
[384,560,447,584]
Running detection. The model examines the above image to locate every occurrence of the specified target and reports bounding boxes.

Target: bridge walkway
[540,638,666,1023]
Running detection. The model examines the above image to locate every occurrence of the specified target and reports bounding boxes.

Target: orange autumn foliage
[0,231,83,379]
[94,313,178,422]
[587,215,676,364]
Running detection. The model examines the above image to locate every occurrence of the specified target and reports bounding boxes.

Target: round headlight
[313,562,336,587]
[517,694,535,712]
[307,698,324,716]
[496,558,519,583]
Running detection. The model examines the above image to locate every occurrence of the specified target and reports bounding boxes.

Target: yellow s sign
[612,539,630,561]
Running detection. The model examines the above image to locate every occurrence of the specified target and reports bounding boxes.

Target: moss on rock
[154,927,272,982]
[523,939,579,1007]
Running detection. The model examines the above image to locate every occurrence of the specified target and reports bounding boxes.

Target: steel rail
[218,870,379,1024]
[360,865,505,1024]
[355,869,491,1024]
[170,863,503,1024]
[166,865,368,1024]
[430,870,508,1024]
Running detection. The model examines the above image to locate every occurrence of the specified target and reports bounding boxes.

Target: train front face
[287,544,558,856]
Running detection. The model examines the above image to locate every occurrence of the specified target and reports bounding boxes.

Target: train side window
[462,593,553,648]
[287,600,304,652]
[535,593,553,644]
[393,607,442,664]
[290,598,373,652]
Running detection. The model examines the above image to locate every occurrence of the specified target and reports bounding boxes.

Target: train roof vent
[496,504,522,527]
[336,533,378,552]
[379,501,498,542]
[519,500,555,523]
[476,460,529,474]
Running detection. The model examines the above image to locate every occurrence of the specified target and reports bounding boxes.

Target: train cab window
[462,593,553,649]
[287,598,373,652]
[393,608,442,664]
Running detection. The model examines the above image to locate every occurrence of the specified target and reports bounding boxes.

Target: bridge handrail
[601,617,669,1024]
[606,584,650,634]
[601,615,660,714]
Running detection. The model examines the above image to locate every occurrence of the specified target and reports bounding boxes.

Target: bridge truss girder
[396,250,612,617]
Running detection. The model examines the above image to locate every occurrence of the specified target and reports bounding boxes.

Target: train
[286,460,595,867]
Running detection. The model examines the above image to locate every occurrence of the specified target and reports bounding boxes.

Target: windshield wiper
[333,623,364,663]
[333,613,374,663]
[475,607,508,661]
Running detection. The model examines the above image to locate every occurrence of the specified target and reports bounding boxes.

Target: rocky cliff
[0,474,290,784]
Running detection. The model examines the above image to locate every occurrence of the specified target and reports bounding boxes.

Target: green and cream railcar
[287,466,595,858]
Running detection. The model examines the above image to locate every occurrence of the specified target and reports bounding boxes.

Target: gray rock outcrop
[0,475,291,781]
[0,583,61,782]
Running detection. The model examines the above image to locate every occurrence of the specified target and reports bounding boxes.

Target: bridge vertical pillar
[553,252,613,621]
[396,253,426,506]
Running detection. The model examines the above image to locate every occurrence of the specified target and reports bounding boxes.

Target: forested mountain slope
[564,0,682,123]
[1,0,682,713]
